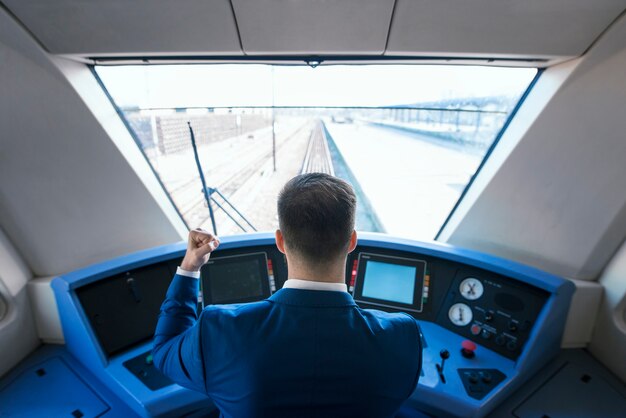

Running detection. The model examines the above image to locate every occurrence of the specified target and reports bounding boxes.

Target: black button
[484,311,494,322]
[480,371,492,384]
[508,321,518,332]
[468,372,479,384]
[506,340,518,351]
[481,329,491,339]
[495,335,506,346]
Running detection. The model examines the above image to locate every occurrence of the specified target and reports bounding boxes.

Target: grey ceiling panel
[231,0,395,54]
[3,0,242,55]
[387,0,626,57]
[4,0,626,59]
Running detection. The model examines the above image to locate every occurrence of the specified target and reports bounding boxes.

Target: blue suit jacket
[153,275,422,418]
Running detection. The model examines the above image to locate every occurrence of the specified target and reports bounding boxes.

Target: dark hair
[277,173,356,265]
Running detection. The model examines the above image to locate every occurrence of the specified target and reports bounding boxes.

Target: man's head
[277,173,356,267]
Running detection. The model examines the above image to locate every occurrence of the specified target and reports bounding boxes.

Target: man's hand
[180,228,220,272]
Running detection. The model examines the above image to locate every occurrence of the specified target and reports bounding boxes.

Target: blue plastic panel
[0,357,109,417]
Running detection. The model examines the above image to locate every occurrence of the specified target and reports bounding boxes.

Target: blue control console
[3,232,574,417]
[123,351,171,391]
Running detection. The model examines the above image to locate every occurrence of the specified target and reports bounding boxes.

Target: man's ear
[275,229,286,254]
[348,230,358,253]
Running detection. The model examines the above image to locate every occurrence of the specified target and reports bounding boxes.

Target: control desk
[21,233,574,417]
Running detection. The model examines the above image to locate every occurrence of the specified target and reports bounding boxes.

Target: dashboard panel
[49,232,574,418]
[347,246,549,360]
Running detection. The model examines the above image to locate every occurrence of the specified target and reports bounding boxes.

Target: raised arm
[152,229,219,393]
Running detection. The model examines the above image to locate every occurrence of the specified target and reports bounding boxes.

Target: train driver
[153,173,422,417]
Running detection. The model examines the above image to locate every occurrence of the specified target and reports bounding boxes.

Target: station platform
[325,122,482,239]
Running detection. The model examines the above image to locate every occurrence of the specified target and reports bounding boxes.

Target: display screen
[202,252,270,305]
[361,261,416,304]
[354,253,427,312]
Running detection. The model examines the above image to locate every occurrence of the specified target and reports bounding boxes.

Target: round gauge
[448,303,473,326]
[459,277,484,300]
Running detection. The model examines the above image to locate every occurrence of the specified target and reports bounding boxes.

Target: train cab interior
[1,1,626,417]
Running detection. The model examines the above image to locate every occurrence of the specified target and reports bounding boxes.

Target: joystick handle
[438,349,450,373]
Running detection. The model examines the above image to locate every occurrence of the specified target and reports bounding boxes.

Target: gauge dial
[448,303,473,326]
[459,277,484,300]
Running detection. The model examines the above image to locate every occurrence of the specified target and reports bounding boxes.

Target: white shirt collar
[282,279,347,293]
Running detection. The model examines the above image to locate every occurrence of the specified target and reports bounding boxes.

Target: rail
[300,120,335,175]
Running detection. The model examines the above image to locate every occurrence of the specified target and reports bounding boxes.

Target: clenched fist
[180,228,220,272]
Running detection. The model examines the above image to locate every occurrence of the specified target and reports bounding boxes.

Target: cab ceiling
[2,0,626,63]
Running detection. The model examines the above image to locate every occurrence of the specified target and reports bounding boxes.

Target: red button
[462,340,477,351]
[461,340,477,359]
[470,325,481,335]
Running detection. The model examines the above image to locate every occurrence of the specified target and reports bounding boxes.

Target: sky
[96,64,537,109]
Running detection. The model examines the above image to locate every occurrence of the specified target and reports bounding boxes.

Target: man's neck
[286,258,346,284]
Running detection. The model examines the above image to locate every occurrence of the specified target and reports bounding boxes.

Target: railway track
[300,120,335,175]
[165,120,313,228]
[165,126,275,198]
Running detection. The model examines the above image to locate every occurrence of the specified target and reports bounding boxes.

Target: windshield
[96,64,536,239]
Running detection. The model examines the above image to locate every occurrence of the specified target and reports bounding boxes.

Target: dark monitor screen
[76,263,174,357]
[201,252,270,305]
[353,253,426,312]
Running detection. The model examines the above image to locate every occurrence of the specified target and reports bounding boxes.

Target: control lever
[436,349,450,383]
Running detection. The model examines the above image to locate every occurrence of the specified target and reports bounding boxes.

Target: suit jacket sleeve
[152,274,206,393]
